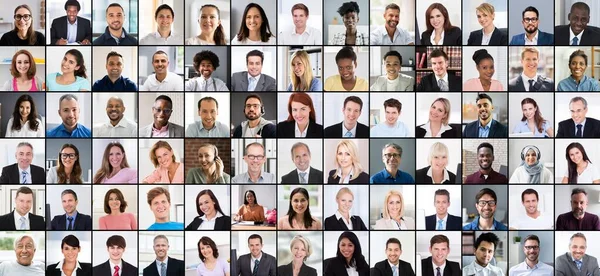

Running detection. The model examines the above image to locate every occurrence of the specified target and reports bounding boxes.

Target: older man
[556,188,600,230]
[555,232,600,276]
[232,142,276,184]
[0,234,44,275]
[370,143,414,184]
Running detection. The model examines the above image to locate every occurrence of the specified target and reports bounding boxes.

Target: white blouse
[5,118,44,137]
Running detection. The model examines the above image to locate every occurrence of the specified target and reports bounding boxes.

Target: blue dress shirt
[47,123,92,137]
[92,75,138,91]
[370,169,415,184]
[462,216,508,230]
[65,211,78,229]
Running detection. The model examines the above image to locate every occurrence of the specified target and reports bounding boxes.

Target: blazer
[142,257,185,276]
[323,122,370,138]
[327,170,370,184]
[50,213,92,230]
[0,163,45,184]
[509,30,554,45]
[467,27,507,45]
[47,261,92,276]
[0,210,45,230]
[324,214,368,230]
[416,73,462,92]
[420,26,462,45]
[462,119,508,138]
[556,117,600,138]
[415,124,462,138]
[281,167,324,184]
[424,214,463,230]
[555,252,600,276]
[371,259,414,276]
[237,252,277,276]
[139,122,185,137]
[50,16,92,45]
[420,257,461,276]
[231,71,277,91]
[276,120,323,138]
[370,74,415,91]
[278,262,317,276]
[324,257,369,276]
[93,259,138,276]
[555,25,600,45]
[508,75,554,91]
[184,215,231,230]
[415,166,457,184]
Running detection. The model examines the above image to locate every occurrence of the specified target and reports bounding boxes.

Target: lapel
[487,120,496,137]
[430,75,441,91]
[516,76,525,90]
[242,72,249,90]
[254,75,264,91]
[489,28,501,44]
[384,261,393,276]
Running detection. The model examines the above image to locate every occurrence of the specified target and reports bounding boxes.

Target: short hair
[430,234,450,248]
[383,98,402,113]
[10,50,36,79]
[106,235,126,248]
[476,93,493,104]
[570,2,590,15]
[248,234,263,244]
[198,97,218,110]
[477,142,494,155]
[335,46,357,63]
[61,189,78,201]
[245,94,263,106]
[382,143,403,157]
[570,96,588,109]
[521,189,539,202]
[147,187,171,205]
[569,50,588,66]
[474,232,499,250]
[106,3,124,14]
[244,142,265,156]
[521,47,539,59]
[523,235,540,245]
[152,50,169,62]
[154,235,169,244]
[59,94,78,106]
[430,49,448,61]
[198,236,219,262]
[344,96,363,110]
[17,142,33,151]
[476,3,495,16]
[291,3,309,16]
[337,1,360,16]
[106,51,123,62]
[427,142,448,167]
[386,238,402,250]
[570,232,587,244]
[14,234,36,250]
[155,4,174,19]
[290,235,313,260]
[193,50,220,71]
[65,0,81,11]
[61,234,80,249]
[15,186,33,199]
[572,188,587,197]
[150,140,176,167]
[385,3,400,11]
[246,50,264,64]
[522,6,539,18]
[104,188,128,213]
[476,188,497,202]
[290,142,311,159]
[383,50,402,64]
[434,189,450,203]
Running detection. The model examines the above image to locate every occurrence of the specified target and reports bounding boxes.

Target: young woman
[232,3,275,45]
[0,5,45,45]
[510,145,553,183]
[196,236,230,276]
[324,187,367,230]
[277,187,322,230]
[463,49,504,91]
[186,189,231,230]
[562,142,600,184]
[98,188,137,230]
[93,142,137,183]
[186,4,227,45]
[287,50,322,91]
[557,50,600,91]
[415,142,457,184]
[234,190,265,222]
[466,3,507,46]
[327,140,369,184]
[46,49,90,91]
[374,190,415,230]
[276,92,323,138]
[512,98,554,137]
[416,97,460,138]
[47,144,83,184]
[5,94,44,137]
[143,140,184,183]
[329,1,368,45]
[46,235,92,276]
[2,50,43,91]
[420,3,461,45]
[324,231,369,276]
[186,143,230,183]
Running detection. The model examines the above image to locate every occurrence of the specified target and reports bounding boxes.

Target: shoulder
[448,26,462,35]
[232,71,246,79]
[468,29,481,37]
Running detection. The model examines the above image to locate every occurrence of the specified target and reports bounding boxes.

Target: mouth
[573,69,583,74]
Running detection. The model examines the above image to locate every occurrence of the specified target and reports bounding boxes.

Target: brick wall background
[462,139,508,181]
[184,139,232,177]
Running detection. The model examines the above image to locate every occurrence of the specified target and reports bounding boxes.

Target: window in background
[92,0,138,36]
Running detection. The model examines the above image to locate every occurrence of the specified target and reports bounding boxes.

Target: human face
[336,145,352,169]
[569,100,588,124]
[199,60,214,78]
[521,51,539,76]
[106,6,124,31]
[15,145,33,170]
[430,242,449,266]
[525,149,537,166]
[292,9,307,29]
[569,147,584,165]
[477,98,493,121]
[59,98,79,128]
[477,59,495,82]
[292,57,305,77]
[339,238,354,259]
[199,99,218,129]
[60,146,77,169]
[15,236,35,266]
[477,147,494,170]
[14,8,32,33]
[337,192,353,214]
[198,146,215,171]
[244,144,265,173]
[475,194,496,219]
[431,152,448,171]
[106,98,125,123]
[523,240,540,263]
[521,103,536,121]
[247,56,263,78]
[291,192,308,215]
[155,147,174,169]
[387,194,402,218]
[61,193,78,215]
[152,53,169,74]
[386,242,401,265]
[429,100,447,124]
[151,193,171,222]
[476,9,494,29]
[385,55,400,79]
[291,101,311,127]
[292,145,311,171]
[108,245,124,263]
[291,240,307,261]
[244,98,262,120]
[66,5,78,24]
[343,12,358,31]
[434,194,450,216]
[154,238,169,261]
[522,193,538,215]
[343,101,361,126]
[570,237,586,261]
[245,192,256,204]
[61,53,81,75]
[15,53,30,76]
[200,242,214,259]
[337,58,356,81]
[62,244,80,264]
[475,241,495,266]
[384,106,400,125]
[522,11,539,34]
[156,8,173,31]
[429,8,445,31]
[106,56,124,79]
[15,192,33,216]
[108,146,124,169]
[382,146,401,173]
[248,238,263,258]
[108,193,121,212]
[245,7,263,33]
[569,56,586,79]
[384,8,399,29]
[430,56,447,78]
[571,192,588,217]
[153,99,172,126]
[19,100,31,121]
[200,6,220,34]
[569,7,589,36]
[198,194,216,217]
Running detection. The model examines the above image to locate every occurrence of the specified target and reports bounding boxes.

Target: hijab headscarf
[521,145,543,183]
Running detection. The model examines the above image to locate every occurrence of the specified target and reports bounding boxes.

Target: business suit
[93,259,138,276]
[371,259,414,276]
[139,122,185,137]
[370,74,414,91]
[185,215,231,230]
[415,124,462,138]
[462,119,508,138]
[237,252,277,276]
[555,25,600,45]
[424,214,462,230]
[0,210,45,230]
[278,262,317,276]
[509,30,554,45]
[143,257,185,276]
[281,167,323,184]
[231,71,277,91]
[420,26,462,45]
[467,27,508,45]
[50,212,92,230]
[420,257,461,276]
[555,252,600,276]
[50,16,92,45]
[0,163,45,184]
[327,170,370,184]
[556,118,600,138]
[508,75,554,91]
[323,122,370,138]
[324,257,369,276]
[415,166,457,184]
[276,120,323,138]
[324,214,368,230]
[47,261,92,276]
[416,73,462,92]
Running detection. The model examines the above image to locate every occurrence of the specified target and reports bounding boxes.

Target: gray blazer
[231,71,277,91]
[556,252,600,276]
[237,252,277,276]
[140,122,185,137]
[370,74,414,91]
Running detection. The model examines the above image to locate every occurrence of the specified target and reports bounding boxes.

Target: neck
[479,117,492,126]
[63,258,77,266]
[168,162,178,172]
[202,163,216,176]
[199,31,215,43]
[205,211,216,220]
[479,77,491,85]
[108,75,120,83]
[483,24,495,34]
[478,216,494,229]
[292,259,303,268]
[434,28,443,35]
[387,73,399,80]
[157,28,171,38]
[205,255,216,262]
[248,30,261,41]
[248,170,262,181]
[385,120,397,127]
[248,118,260,128]
[156,72,167,82]
[109,28,123,38]
[526,30,538,40]
[297,122,308,132]
[18,29,27,38]
[341,166,352,175]
[572,74,583,82]
[110,259,121,265]
[527,118,535,124]
[526,210,540,219]
[156,217,169,223]
[430,121,442,129]
[343,121,356,131]
[64,166,73,175]
[20,116,28,122]
[474,259,488,267]
[525,258,539,268]
[110,210,122,215]
[338,209,349,218]
[346,28,356,35]
[386,167,398,177]
[389,259,399,266]
[436,212,447,219]
[17,75,29,82]
[385,25,396,35]
[110,118,122,127]
[479,168,492,175]
[294,213,304,223]
[573,212,585,220]
[61,72,76,81]
[202,121,215,130]
[157,255,167,262]
[16,210,27,217]
[63,123,77,132]
[66,210,76,216]
[577,161,588,169]
[153,121,167,129]
[433,259,445,267]
[524,71,536,78]
[295,26,306,34]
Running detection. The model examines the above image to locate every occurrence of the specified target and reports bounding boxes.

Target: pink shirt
[99,213,137,230]
[151,124,169,137]
[143,162,184,183]
[12,77,39,91]
[277,215,322,230]
[463,78,504,91]
[100,167,138,183]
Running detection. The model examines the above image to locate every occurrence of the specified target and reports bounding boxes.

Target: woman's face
[15,53,30,76]
[342,12,359,31]
[525,149,537,166]
[198,194,215,217]
[155,147,173,168]
[60,53,80,75]
[336,192,354,213]
[291,192,308,215]
[429,8,445,30]
[14,8,32,32]
[338,237,355,259]
[477,58,495,82]
[19,100,31,120]
[292,57,305,77]
[387,194,402,218]
[60,147,77,169]
[569,148,584,164]
[245,192,255,204]
[245,7,263,33]
[108,193,121,211]
[200,6,221,34]
[569,56,587,78]
[61,244,80,263]
[198,146,215,170]
[522,103,536,120]
[291,101,311,126]
[200,243,213,258]
[432,153,448,170]
[476,10,494,28]
[429,101,447,123]
[108,146,124,169]
[291,240,307,261]
[336,145,353,169]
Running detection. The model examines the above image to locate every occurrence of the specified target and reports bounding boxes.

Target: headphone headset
[243,96,266,115]
[521,145,541,161]
[213,145,220,161]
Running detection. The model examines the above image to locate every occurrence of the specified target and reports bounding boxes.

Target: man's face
[59,98,80,128]
[153,99,172,125]
[15,145,33,170]
[384,55,400,79]
[244,98,262,120]
[292,145,311,171]
[570,237,586,261]
[382,146,401,173]
[61,193,78,215]
[292,9,307,29]
[523,240,540,263]
[475,193,496,219]
[244,144,266,173]
[153,238,169,260]
[384,106,399,125]
[430,56,448,77]
[199,99,218,128]
[521,51,539,76]
[106,6,124,31]
[337,58,356,81]
[343,101,361,126]
[106,56,124,79]
[66,5,78,24]
[475,241,495,266]
[151,193,171,221]
[108,245,124,262]
[429,242,449,265]
[15,236,35,266]
[521,193,538,215]
[153,53,169,74]
[156,9,173,31]
[571,192,588,217]
[569,7,589,35]
[384,8,400,29]
[570,100,588,124]
[106,98,125,123]
[386,242,401,264]
[199,60,214,79]
[247,56,263,78]
[477,147,494,170]
[434,195,450,216]
[248,238,263,258]
[477,98,494,121]
[15,192,33,216]
[522,11,538,34]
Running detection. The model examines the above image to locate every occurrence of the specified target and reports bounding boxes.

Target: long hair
[382,190,404,219]
[198,143,223,182]
[13,5,37,45]
[286,92,316,122]
[198,236,219,262]
[243,190,258,205]
[11,94,39,132]
[200,5,226,45]
[64,49,87,79]
[566,142,592,184]
[196,189,226,217]
[430,97,451,125]
[333,139,364,181]
[93,142,131,183]
[56,144,83,184]
[236,3,274,42]
[150,140,176,167]
[289,50,314,91]
[10,49,36,79]
[520,98,546,134]
[286,187,314,229]
[424,3,454,33]
[335,231,368,270]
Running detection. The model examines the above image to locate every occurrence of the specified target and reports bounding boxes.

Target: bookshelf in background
[415,46,462,85]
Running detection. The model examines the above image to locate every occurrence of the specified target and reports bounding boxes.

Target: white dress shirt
[110,260,123,276]
[250,253,263,273]
[426,166,450,184]
[430,30,445,45]
[433,214,448,230]
[420,122,453,137]
[140,31,184,45]
[198,212,223,230]
[295,121,309,137]
[341,122,358,137]
[93,118,138,137]
[155,258,168,275]
[279,26,322,45]
[433,261,446,276]
[481,28,494,45]
[520,73,539,92]
[18,166,32,184]
[141,71,184,91]
[296,168,310,183]
[13,212,29,230]
[335,168,354,184]
[524,30,539,45]
[370,26,414,45]
[335,210,353,230]
[5,118,44,137]
[56,259,82,276]
[569,27,584,45]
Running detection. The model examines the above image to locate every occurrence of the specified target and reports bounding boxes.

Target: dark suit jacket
[417,73,462,92]
[556,118,600,138]
[508,75,554,91]
[277,120,323,138]
[467,27,507,45]
[237,252,277,276]
[324,214,367,230]
[424,214,462,230]
[0,210,45,230]
[50,16,92,45]
[185,215,231,230]
[50,212,92,230]
[278,262,317,276]
[420,26,462,45]
[415,166,456,184]
[462,119,508,138]
[327,170,370,184]
[231,71,277,91]
[281,167,323,184]
[0,163,45,184]
[555,25,600,45]
[93,260,137,276]
[143,257,185,276]
[421,257,461,276]
[371,259,414,276]
[324,257,369,276]
[415,124,462,138]
[509,30,554,45]
[323,122,369,138]
[47,261,92,276]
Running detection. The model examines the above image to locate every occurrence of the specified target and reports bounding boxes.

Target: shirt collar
[252,253,263,262]
[473,261,491,272]
[574,118,586,127]
[336,168,354,179]
[67,211,79,219]
[525,30,539,43]
[152,124,169,132]
[200,212,223,222]
[107,118,129,128]
[292,26,312,35]
[295,121,309,136]
[153,31,173,38]
[18,166,31,175]
[383,168,401,179]
[434,73,448,84]
[570,27,584,41]
[521,73,537,84]
[343,122,357,134]
[110,260,123,272]
[248,74,261,82]
[57,259,82,271]
[430,30,445,45]
[479,119,493,129]
[426,166,450,183]
[67,18,78,26]
[156,258,169,266]
[421,122,452,137]
[296,167,310,175]
[246,172,264,182]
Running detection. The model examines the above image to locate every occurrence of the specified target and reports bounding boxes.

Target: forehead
[291,192,307,199]
[522,193,537,200]
[154,238,168,244]
[430,9,442,16]
[293,145,309,155]
[478,241,495,250]
[155,146,171,154]
[200,99,217,108]
[16,8,31,15]
[109,146,123,153]
[572,192,587,200]
[478,193,493,200]
[198,146,213,154]
[430,56,446,63]
[345,101,360,109]
[17,145,33,152]
[61,147,76,153]
[60,98,78,108]
[383,146,400,154]
[524,239,539,246]
[202,6,218,14]
[570,100,585,108]
[435,194,449,201]
[385,55,400,63]
[247,144,264,154]
[478,147,492,154]
[16,192,33,199]
[157,8,173,17]
[386,242,400,249]
[107,6,123,14]
[107,98,123,105]
[246,98,261,105]
[337,58,354,66]
[572,237,586,245]
[153,53,168,61]
[16,54,30,60]
[522,51,538,59]
[571,7,589,16]
[523,11,537,18]
[247,56,262,63]
[62,193,76,200]
[107,55,123,63]
[17,236,33,244]
[292,9,307,16]
[155,99,171,107]
[385,8,399,15]
[247,7,261,16]
[152,193,168,202]
[477,98,492,105]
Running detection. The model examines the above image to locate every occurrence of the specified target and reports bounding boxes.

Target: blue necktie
[67,216,73,230]
[437,219,444,230]
[344,131,353,137]
[253,260,260,276]
[19,216,26,230]
[392,265,398,276]
[299,172,307,183]
[21,171,27,184]
[576,124,583,137]
[572,37,579,45]
[248,77,257,91]
[161,262,166,276]
[575,260,583,271]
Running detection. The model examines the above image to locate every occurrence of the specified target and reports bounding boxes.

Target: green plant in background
[0,237,15,250]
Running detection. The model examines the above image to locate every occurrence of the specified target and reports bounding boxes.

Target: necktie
[437,219,444,230]
[392,265,398,276]
[67,216,73,230]
[21,171,27,184]
[161,262,166,276]
[19,216,26,230]
[528,79,536,91]
[575,260,583,271]
[437,79,448,91]
[253,260,260,276]
[576,124,583,137]
[113,265,120,276]
[202,78,208,91]
[572,37,579,46]
[248,77,257,91]
[344,131,353,137]
[299,172,307,184]
[436,267,442,276]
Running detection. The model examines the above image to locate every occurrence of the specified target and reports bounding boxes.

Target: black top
[415,124,462,138]
[0,30,45,46]
[415,166,457,184]
[278,262,317,276]
[555,25,600,45]
[557,117,600,138]
[0,210,45,230]
[371,259,415,276]
[416,72,462,91]
[324,257,369,276]
[323,122,370,138]
[185,215,231,230]
[467,27,508,45]
[277,120,323,138]
[421,257,461,276]
[420,26,462,45]
[327,170,370,184]
[47,262,92,276]
[324,214,368,230]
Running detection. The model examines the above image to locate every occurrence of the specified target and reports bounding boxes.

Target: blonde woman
[324,187,368,230]
[327,139,369,184]
[416,97,460,138]
[143,140,184,184]
[185,143,230,183]
[287,50,322,91]
[93,142,137,183]
[277,235,317,276]
[467,3,507,46]
[415,142,457,184]
[374,190,414,230]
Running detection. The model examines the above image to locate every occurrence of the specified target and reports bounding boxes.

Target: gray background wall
[509,0,555,39]
[0,93,46,138]
[230,0,277,42]
[368,138,415,179]
[46,139,92,183]
[462,184,508,223]
[324,0,369,43]
[231,92,277,130]
[186,46,230,90]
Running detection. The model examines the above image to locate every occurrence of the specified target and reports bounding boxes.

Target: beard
[525,26,538,34]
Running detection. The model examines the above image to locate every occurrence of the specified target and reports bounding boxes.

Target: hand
[56,38,67,45]
[80,39,90,45]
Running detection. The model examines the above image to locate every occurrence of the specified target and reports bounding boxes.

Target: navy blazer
[93,259,137,276]
[280,167,323,184]
[417,73,462,92]
[142,257,185,276]
[462,119,508,138]
[420,26,462,45]
[467,27,507,45]
[508,75,554,92]
[185,215,231,230]
[509,30,554,45]
[50,16,92,45]
[555,25,600,45]
[0,210,45,230]
[371,259,414,276]
[327,170,370,184]
[47,261,92,276]
[277,120,323,138]
[324,214,368,230]
[50,213,92,230]
[424,214,463,230]
[0,163,45,184]
[421,257,461,276]
[323,122,370,138]
[556,117,600,138]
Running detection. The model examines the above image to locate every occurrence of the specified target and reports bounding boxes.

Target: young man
[425,189,462,230]
[140,50,184,91]
[463,233,504,276]
[421,235,460,276]
[146,187,184,230]
[324,96,369,138]
[462,188,508,230]
[509,189,553,230]
[464,143,508,184]
[186,97,229,137]
[509,6,554,45]
[371,238,415,276]
[142,235,185,276]
[417,49,461,91]
[370,98,410,137]
[370,51,414,91]
[232,94,276,138]
[370,4,414,45]
[0,186,45,230]
[462,93,508,138]
[93,3,137,45]
[508,235,553,276]
[140,95,185,137]
[140,4,183,45]
[231,50,276,91]
[236,234,276,276]
[50,0,92,45]
[50,189,92,230]
[508,47,554,91]
[278,3,322,45]
[93,235,138,275]
[93,96,138,137]
[47,94,92,138]
[92,51,138,91]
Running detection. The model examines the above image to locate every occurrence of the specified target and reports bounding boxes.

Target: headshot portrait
[46,0,92,45]
[231,47,276,92]
[231,185,276,227]
[276,185,323,230]
[462,232,507,275]
[46,47,91,91]
[415,139,461,184]
[323,93,369,138]
[325,0,370,45]
[462,48,507,91]
[461,93,508,138]
[278,1,323,45]
[46,185,92,230]
[186,231,231,276]
[462,140,509,184]
[370,94,415,137]
[508,140,554,184]
[508,94,554,137]
[555,94,600,138]
[184,185,230,230]
[139,139,184,184]
[276,92,323,138]
[416,0,462,45]
[555,47,600,91]
[139,2,184,45]
[416,47,462,91]
[138,185,184,230]
[138,93,184,138]
[139,231,184,276]
[415,93,462,138]
[231,139,277,184]
[415,186,463,230]
[92,185,137,230]
[369,47,415,91]
[91,47,138,91]
[462,185,508,230]
[0,232,45,274]
[554,231,600,276]
[0,3,45,46]
[0,185,45,229]
[139,47,184,91]
[554,1,600,45]
[91,232,138,275]
[369,139,415,184]
[508,46,554,91]
[184,93,230,138]
[230,0,277,45]
[231,93,277,138]
[555,186,600,230]
[277,232,322,276]
[370,232,416,276]
[462,1,508,45]
[184,138,231,184]
[92,93,138,137]
[508,185,554,230]
[370,185,416,230]
[231,231,277,276]
[46,93,92,138]
[556,140,600,184]
[0,47,45,91]
[324,139,370,184]
[507,232,555,275]
[185,46,230,91]
[369,1,416,45]
[92,139,138,184]
[323,231,370,276]
[323,46,369,91]
[0,93,45,137]
[508,1,555,45]
[91,1,138,45]
[278,47,323,91]
[323,185,369,231]
[46,139,92,184]
[0,140,45,184]
[185,0,230,45]
[46,232,92,275]
[416,232,461,276]
[277,139,323,184]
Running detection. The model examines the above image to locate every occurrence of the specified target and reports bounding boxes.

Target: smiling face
[387,194,402,218]
[198,146,215,171]
[434,194,450,217]
[569,6,589,36]
[429,8,445,31]
[384,8,399,29]
[106,6,124,31]
[521,51,539,76]
[429,100,447,124]
[291,101,311,126]
[386,242,401,264]
[199,60,214,78]
[571,192,588,217]
[153,99,172,126]
[200,242,214,259]
[570,237,586,261]
[292,9,307,29]
[292,145,311,171]
[476,9,494,28]
[430,242,449,266]
[343,12,358,31]
[154,237,169,260]
[569,147,584,165]
[14,7,32,33]
[59,98,79,128]
[15,145,33,170]
[106,98,125,123]
[62,243,80,264]
[108,245,124,263]
[343,101,361,126]
[522,103,536,120]
[523,239,539,263]
[155,147,174,169]
[476,193,496,219]
[247,55,263,78]
[384,106,400,125]
[19,100,31,121]
[15,192,33,216]
[61,53,81,75]
[198,194,215,217]
[477,98,493,121]
[61,193,78,216]
[382,146,401,173]
[291,240,307,261]
[106,55,123,79]
[337,191,353,213]
[108,193,121,212]
[66,5,78,24]
[152,53,169,74]
[337,58,356,81]
[200,6,220,34]
[199,99,218,129]
[339,237,354,259]
[248,238,263,258]
[477,147,494,170]
[151,193,171,222]
[336,145,352,169]
[522,11,539,34]
[244,144,266,173]
[292,56,305,77]
[569,56,587,78]
[244,97,262,120]
[60,146,77,170]
[156,8,173,32]
[384,55,400,79]
[291,192,308,215]
[245,191,256,204]
[15,53,30,76]
[108,146,124,169]
[477,58,495,82]
[522,193,538,215]
[475,241,495,266]
[570,100,588,124]
[430,56,447,78]
[525,149,537,166]
[245,7,263,32]
[15,236,35,266]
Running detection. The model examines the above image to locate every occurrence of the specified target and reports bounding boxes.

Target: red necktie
[113,265,120,276]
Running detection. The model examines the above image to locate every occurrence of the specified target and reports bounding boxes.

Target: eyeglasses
[477,200,496,207]
[524,246,539,250]
[60,153,78,159]
[246,155,265,160]
[14,14,32,21]
[16,244,34,250]
[523,17,538,23]
[383,153,401,159]
[152,107,173,115]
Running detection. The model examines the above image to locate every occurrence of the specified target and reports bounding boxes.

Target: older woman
[6,94,44,137]
[2,50,43,91]
[197,236,230,276]
[47,144,83,184]
[463,49,504,91]
[46,49,90,91]
[185,50,228,91]
[99,188,137,230]
[46,235,92,276]
[512,98,554,137]
[186,143,230,183]
[562,142,600,184]
[467,3,507,45]
[93,142,137,183]
[557,50,600,91]
[327,139,370,184]
[186,189,230,230]
[232,3,275,45]
[186,4,228,45]
[510,145,553,183]
[374,190,415,230]
[278,187,322,230]
[278,235,317,276]
[143,140,184,184]
[287,50,322,91]
[324,231,369,276]
[420,3,461,45]
[324,187,367,230]
[234,190,266,222]
[416,97,460,137]
[329,1,368,45]
[0,5,45,45]
[277,92,323,137]
[415,142,457,184]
